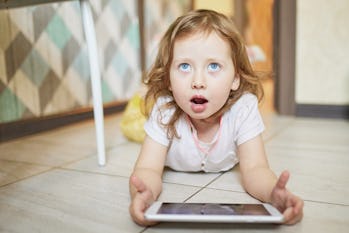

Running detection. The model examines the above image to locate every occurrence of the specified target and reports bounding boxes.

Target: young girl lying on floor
[129,9,303,226]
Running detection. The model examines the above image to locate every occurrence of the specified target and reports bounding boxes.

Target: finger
[133,204,147,224]
[283,204,303,225]
[285,208,303,225]
[286,193,303,210]
[130,199,157,226]
[286,194,296,208]
[282,206,294,224]
[276,170,290,189]
[293,197,304,215]
[130,175,147,193]
[130,197,149,224]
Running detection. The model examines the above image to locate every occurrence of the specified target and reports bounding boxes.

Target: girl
[129,9,303,226]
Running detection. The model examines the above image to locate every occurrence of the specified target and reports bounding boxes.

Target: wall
[0,0,141,123]
[193,0,234,17]
[0,0,192,125]
[144,0,192,68]
[296,0,349,105]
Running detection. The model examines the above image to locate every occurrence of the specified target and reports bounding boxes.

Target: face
[169,31,239,121]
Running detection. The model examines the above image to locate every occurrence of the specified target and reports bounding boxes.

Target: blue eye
[179,63,191,72]
[208,63,220,72]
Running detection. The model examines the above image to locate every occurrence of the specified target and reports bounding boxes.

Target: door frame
[272,0,296,115]
[234,0,296,116]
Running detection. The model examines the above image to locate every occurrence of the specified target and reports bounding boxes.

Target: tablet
[145,202,284,223]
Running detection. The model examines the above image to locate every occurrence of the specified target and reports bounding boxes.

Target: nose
[191,72,206,89]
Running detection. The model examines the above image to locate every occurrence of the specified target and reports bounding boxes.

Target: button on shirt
[144,93,265,173]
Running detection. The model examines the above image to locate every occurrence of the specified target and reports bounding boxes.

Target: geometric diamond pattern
[101,79,115,103]
[5,31,32,82]
[144,0,192,68]
[104,39,117,70]
[0,0,191,124]
[72,46,90,82]
[120,14,131,37]
[0,2,88,123]
[0,86,27,123]
[9,69,40,116]
[33,5,55,42]
[21,50,49,86]
[39,70,60,111]
[62,37,80,75]
[46,14,71,50]
[93,0,141,99]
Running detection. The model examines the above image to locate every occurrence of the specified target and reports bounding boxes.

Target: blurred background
[0,0,348,142]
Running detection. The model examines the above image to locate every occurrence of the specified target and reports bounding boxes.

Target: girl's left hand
[270,170,304,225]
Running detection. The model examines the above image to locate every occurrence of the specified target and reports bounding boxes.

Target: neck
[189,115,222,143]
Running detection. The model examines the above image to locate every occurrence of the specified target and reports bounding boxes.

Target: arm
[129,135,168,226]
[237,134,303,224]
[237,135,276,202]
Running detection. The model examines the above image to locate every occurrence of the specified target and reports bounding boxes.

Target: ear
[231,75,240,91]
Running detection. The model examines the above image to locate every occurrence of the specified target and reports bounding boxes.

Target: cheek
[169,73,188,92]
[215,90,231,103]
[171,84,185,100]
[170,79,189,106]
[172,90,188,111]
[169,79,183,99]
[210,81,234,102]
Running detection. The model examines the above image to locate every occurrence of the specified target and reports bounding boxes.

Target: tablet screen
[157,203,271,216]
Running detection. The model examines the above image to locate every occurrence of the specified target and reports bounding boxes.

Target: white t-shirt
[144,93,265,172]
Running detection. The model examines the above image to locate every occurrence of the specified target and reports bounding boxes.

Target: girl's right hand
[129,175,157,226]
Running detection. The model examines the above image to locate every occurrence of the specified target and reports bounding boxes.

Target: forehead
[172,31,231,57]
[175,30,226,44]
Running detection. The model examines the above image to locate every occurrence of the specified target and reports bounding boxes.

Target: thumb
[276,170,290,190]
[130,175,147,193]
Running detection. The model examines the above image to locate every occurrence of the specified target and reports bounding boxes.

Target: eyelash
[179,63,191,72]
[178,63,221,72]
[208,63,221,72]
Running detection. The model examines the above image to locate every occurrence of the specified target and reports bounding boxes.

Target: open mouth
[190,96,208,104]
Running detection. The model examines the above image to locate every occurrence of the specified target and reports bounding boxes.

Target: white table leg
[80,0,106,166]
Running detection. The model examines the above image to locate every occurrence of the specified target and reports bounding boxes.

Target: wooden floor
[0,105,348,232]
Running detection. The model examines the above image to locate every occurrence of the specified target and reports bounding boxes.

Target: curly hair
[143,9,264,139]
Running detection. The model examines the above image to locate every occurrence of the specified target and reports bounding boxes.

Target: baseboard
[0,101,127,143]
[296,104,349,119]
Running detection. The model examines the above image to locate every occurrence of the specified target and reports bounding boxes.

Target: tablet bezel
[144,202,284,223]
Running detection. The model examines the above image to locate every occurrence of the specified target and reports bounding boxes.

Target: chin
[188,112,216,121]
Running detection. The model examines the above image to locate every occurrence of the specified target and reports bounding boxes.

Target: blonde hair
[143,9,264,138]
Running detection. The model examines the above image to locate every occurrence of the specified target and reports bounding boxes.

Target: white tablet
[145,202,284,223]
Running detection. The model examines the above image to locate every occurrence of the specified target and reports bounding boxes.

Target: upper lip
[190,95,208,104]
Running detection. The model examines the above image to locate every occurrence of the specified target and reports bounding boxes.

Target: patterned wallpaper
[144,0,192,68]
[0,0,141,124]
[91,0,141,101]
[0,0,191,124]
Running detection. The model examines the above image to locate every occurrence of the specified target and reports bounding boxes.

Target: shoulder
[144,96,174,146]
[151,95,174,114]
[227,93,259,116]
[224,92,262,127]
[154,95,173,107]
[225,93,265,145]
[235,92,258,107]
[149,95,174,124]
